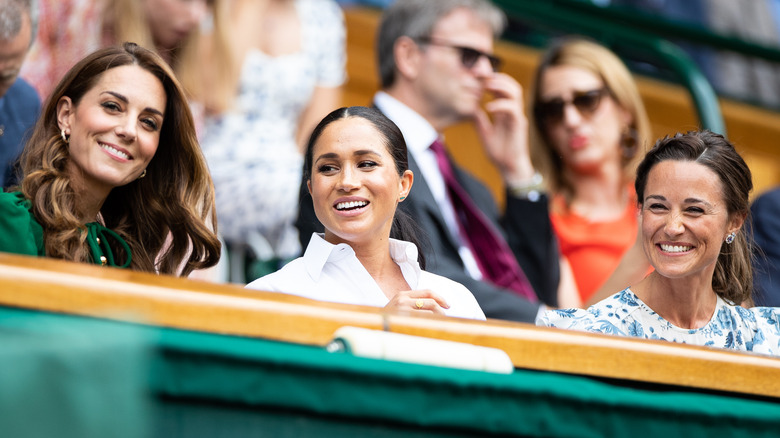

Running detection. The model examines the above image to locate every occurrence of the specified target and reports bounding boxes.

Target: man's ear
[394,36,423,82]
[56,96,74,132]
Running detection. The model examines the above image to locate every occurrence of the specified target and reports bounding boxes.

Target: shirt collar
[374,91,439,161]
[302,233,354,281]
[302,232,422,287]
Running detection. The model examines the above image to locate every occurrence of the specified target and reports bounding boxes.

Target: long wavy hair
[19,42,221,276]
[635,130,753,305]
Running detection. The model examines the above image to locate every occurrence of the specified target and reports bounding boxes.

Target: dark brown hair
[304,106,426,267]
[635,130,753,304]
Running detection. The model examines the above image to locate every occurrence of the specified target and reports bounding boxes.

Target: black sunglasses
[534,88,610,124]
[416,37,502,72]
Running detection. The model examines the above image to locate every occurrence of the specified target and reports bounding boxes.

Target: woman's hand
[385,289,450,315]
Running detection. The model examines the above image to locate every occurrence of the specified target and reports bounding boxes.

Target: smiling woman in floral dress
[538,131,780,357]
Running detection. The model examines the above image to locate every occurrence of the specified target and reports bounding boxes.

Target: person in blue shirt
[0,0,40,188]
[750,186,780,306]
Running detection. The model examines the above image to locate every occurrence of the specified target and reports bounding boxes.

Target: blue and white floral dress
[200,0,346,260]
[537,288,780,357]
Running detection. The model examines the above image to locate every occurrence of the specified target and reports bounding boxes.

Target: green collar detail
[85,222,132,268]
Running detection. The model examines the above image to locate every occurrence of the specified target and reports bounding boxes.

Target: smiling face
[539,65,630,175]
[640,160,742,281]
[57,64,166,199]
[308,117,413,247]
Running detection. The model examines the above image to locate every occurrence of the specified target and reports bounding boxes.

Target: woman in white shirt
[246,106,485,320]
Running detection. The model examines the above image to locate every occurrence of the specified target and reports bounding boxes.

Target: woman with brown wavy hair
[0,42,220,276]
[539,131,780,357]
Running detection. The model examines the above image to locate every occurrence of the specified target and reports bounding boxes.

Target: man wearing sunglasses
[296,0,560,322]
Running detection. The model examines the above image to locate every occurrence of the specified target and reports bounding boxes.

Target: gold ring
[415,299,424,309]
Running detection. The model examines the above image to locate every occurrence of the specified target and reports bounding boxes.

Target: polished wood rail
[1,252,778,399]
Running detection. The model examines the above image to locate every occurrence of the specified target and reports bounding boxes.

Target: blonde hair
[104,0,231,105]
[177,0,240,114]
[103,0,155,54]
[529,38,651,199]
[20,43,221,276]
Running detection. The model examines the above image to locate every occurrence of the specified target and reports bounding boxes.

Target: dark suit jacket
[295,143,560,323]
[750,187,780,306]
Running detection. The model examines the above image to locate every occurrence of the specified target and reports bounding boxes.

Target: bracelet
[508,172,545,201]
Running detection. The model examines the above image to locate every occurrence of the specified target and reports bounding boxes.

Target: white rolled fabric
[329,326,514,374]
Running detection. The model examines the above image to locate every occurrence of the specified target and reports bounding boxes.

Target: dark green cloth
[2,306,780,437]
[0,307,152,438]
[0,191,44,256]
[152,328,780,437]
[0,191,131,267]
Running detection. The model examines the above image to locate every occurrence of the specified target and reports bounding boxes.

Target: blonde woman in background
[529,38,653,306]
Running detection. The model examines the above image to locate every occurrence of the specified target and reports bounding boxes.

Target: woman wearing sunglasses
[528,38,652,306]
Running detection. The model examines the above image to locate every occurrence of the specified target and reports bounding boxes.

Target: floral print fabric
[200,0,346,259]
[538,288,780,357]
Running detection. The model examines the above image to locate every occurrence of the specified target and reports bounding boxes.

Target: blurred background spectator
[0,0,39,189]
[20,0,219,102]
[528,38,652,305]
[186,0,346,283]
[750,186,780,307]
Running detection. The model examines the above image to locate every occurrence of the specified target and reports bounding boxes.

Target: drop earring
[725,232,736,244]
[61,129,69,144]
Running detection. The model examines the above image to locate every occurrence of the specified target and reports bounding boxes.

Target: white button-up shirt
[373,91,483,280]
[246,233,486,320]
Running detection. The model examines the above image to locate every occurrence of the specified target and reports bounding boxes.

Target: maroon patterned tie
[429,139,537,301]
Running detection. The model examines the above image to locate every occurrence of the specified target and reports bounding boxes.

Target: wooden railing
[1,252,778,399]
[340,7,780,202]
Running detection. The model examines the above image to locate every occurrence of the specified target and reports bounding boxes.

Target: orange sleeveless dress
[551,187,639,303]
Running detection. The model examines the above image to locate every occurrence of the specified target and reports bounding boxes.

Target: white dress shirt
[373,91,483,280]
[246,233,486,320]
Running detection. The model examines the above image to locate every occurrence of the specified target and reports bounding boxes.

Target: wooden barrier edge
[0,253,778,399]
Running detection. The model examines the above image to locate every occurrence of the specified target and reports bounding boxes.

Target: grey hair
[377,0,506,89]
[0,0,34,44]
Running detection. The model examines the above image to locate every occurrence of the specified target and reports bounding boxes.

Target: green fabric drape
[2,306,779,437]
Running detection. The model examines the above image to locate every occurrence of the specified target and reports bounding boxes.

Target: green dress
[0,191,45,257]
[0,191,131,267]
